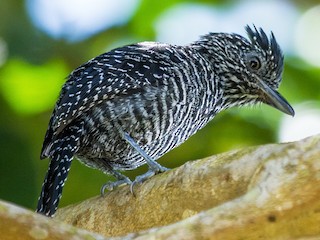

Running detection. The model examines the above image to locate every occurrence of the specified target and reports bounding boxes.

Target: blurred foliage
[0,0,319,211]
[0,59,67,114]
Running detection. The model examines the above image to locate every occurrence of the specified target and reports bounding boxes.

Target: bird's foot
[100,176,132,196]
[130,166,170,194]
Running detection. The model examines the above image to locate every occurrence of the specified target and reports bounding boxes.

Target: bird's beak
[257,78,295,116]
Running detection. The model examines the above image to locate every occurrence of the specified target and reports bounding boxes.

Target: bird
[36,25,294,217]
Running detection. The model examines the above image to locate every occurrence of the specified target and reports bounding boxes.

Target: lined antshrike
[37,25,294,217]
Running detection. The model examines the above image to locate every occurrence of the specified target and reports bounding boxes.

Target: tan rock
[0,200,106,239]
[55,134,320,239]
[1,134,320,239]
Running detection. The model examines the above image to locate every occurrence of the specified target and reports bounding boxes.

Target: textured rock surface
[55,134,320,239]
[1,134,320,239]
[0,200,105,240]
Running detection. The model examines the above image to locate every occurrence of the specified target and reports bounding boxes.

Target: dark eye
[248,57,261,70]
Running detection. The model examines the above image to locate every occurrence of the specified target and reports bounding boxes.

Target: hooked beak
[257,78,295,116]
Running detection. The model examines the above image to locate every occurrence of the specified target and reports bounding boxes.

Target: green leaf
[0,58,68,115]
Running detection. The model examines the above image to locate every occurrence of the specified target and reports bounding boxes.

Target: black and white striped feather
[37,26,285,216]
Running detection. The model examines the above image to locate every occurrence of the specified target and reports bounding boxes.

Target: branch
[1,135,319,239]
[0,200,105,239]
[54,134,320,239]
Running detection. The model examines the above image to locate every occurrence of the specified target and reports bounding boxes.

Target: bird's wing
[41,44,172,158]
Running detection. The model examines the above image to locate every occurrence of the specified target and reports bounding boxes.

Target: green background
[0,0,319,212]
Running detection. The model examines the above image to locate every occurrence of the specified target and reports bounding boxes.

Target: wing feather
[41,43,172,157]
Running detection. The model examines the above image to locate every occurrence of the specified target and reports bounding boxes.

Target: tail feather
[40,116,55,160]
[36,143,74,216]
[37,124,83,217]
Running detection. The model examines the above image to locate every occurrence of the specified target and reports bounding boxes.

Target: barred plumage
[37,25,294,217]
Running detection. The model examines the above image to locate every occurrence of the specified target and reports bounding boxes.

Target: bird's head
[197,25,294,116]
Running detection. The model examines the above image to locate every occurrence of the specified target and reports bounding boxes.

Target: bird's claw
[154,165,170,173]
[129,167,170,195]
[100,177,132,196]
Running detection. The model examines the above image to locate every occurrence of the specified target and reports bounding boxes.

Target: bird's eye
[248,57,261,70]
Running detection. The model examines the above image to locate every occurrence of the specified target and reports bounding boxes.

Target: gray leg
[122,132,169,193]
[100,169,132,196]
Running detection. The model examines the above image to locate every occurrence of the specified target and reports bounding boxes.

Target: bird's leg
[122,132,169,193]
[100,169,132,196]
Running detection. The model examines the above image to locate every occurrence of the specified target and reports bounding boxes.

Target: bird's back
[42,42,220,171]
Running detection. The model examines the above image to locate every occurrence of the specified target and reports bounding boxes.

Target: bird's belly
[76,115,182,170]
[75,91,212,171]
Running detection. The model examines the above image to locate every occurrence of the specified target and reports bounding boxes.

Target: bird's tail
[36,152,72,216]
[37,125,82,217]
